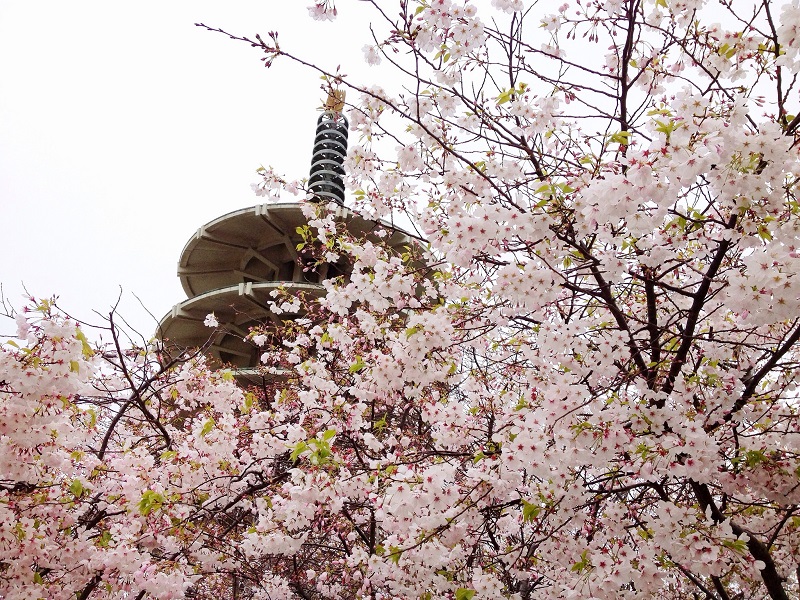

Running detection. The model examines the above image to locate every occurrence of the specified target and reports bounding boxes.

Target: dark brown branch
[660,214,737,399]
[644,270,660,388]
[76,574,102,600]
[722,321,800,426]
[690,480,789,600]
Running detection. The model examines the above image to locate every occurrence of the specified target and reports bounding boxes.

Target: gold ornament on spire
[323,89,346,112]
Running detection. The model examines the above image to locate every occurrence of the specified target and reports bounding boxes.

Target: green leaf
[308,438,334,466]
[609,130,631,145]
[33,571,44,584]
[138,490,165,516]
[522,500,540,522]
[718,43,736,59]
[69,479,84,498]
[742,449,767,468]
[722,538,748,555]
[242,392,256,413]
[200,418,215,437]
[322,428,337,441]
[455,589,476,600]
[35,298,53,313]
[570,549,592,573]
[97,530,113,548]
[349,356,366,373]
[290,441,308,462]
[405,324,423,339]
[373,415,387,432]
[69,360,80,373]
[654,118,679,136]
[75,327,94,358]
[496,88,514,104]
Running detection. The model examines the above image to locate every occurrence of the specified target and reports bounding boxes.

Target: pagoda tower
[157,93,417,381]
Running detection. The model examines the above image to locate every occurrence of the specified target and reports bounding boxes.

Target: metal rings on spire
[309,91,349,204]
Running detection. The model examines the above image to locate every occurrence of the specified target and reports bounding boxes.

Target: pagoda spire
[308,90,348,205]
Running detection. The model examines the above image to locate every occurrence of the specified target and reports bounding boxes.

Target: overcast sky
[1,2,375,338]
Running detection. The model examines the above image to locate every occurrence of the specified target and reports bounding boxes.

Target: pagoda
[157,93,418,381]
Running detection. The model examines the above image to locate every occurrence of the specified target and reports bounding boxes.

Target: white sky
[0,2,375,338]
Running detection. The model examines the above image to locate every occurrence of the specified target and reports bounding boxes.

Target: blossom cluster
[5,0,800,598]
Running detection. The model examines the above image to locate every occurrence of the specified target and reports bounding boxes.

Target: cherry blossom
[362,44,381,66]
[7,1,800,599]
[307,2,337,21]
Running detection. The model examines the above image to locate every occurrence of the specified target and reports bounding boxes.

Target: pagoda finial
[323,89,346,112]
[309,90,349,204]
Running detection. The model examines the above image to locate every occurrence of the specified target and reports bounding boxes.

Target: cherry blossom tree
[4,0,800,598]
